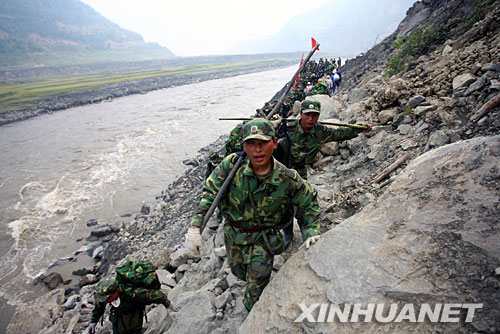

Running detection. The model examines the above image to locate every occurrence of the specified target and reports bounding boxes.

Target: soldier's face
[300,112,320,131]
[243,138,277,172]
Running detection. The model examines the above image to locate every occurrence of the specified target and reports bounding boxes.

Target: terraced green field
[0,60,277,112]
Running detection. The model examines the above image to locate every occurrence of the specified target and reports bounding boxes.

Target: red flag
[311,37,319,50]
[293,53,305,88]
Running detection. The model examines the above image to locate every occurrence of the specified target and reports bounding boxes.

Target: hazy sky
[80,0,331,56]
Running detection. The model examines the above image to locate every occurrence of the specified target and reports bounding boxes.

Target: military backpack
[115,260,161,290]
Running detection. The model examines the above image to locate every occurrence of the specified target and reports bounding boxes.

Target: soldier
[261,102,272,116]
[310,78,330,96]
[274,99,372,247]
[225,123,245,156]
[205,150,223,180]
[185,118,321,311]
[87,276,178,334]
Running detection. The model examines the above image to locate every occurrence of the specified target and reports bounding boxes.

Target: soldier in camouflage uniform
[225,123,245,156]
[185,118,321,311]
[88,276,177,334]
[274,99,372,247]
[205,150,223,180]
[310,78,331,96]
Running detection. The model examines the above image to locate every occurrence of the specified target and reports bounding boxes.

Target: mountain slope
[0,0,174,67]
[229,0,417,56]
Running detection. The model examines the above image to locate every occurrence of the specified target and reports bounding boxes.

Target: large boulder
[304,95,339,120]
[239,135,500,333]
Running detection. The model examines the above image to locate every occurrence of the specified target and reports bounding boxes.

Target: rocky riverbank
[6,0,500,332]
[0,60,295,126]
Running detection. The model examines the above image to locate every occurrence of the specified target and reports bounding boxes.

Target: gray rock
[378,107,398,124]
[215,290,233,310]
[427,130,449,149]
[452,73,476,90]
[92,246,104,259]
[227,272,246,288]
[339,148,350,160]
[90,225,113,237]
[320,141,339,156]
[398,124,412,135]
[413,104,437,117]
[43,272,64,290]
[214,246,227,258]
[406,95,425,108]
[273,255,285,271]
[239,136,500,334]
[464,75,488,96]
[312,156,334,168]
[165,291,215,334]
[169,248,201,268]
[157,269,177,287]
[62,295,80,311]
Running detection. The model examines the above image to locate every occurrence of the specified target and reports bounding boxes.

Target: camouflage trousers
[224,233,274,311]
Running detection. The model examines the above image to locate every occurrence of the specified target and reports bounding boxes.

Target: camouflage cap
[301,100,321,114]
[242,118,275,142]
[95,276,118,303]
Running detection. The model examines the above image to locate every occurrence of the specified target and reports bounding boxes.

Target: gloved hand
[305,235,320,249]
[185,227,203,255]
[87,323,97,334]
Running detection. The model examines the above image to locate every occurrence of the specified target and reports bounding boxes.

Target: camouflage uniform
[190,152,320,310]
[91,276,170,334]
[310,80,330,95]
[275,120,362,179]
[205,151,222,180]
[224,124,245,156]
[274,100,363,247]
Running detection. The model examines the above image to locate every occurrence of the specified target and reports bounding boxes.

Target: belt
[226,217,275,233]
[232,226,267,233]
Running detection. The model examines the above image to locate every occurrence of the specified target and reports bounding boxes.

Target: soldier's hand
[169,303,179,312]
[362,122,372,133]
[305,235,320,249]
[87,323,97,334]
[185,227,203,255]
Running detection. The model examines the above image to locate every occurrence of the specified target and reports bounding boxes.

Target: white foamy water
[0,65,297,312]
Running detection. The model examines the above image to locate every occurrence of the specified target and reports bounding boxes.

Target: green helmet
[95,276,118,302]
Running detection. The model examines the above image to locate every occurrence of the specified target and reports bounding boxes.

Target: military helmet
[95,276,118,302]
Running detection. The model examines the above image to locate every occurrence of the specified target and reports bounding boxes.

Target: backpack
[115,260,161,290]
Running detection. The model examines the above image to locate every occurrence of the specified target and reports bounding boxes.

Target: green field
[0,60,280,113]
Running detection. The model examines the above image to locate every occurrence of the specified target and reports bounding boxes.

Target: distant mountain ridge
[229,0,417,56]
[0,0,174,67]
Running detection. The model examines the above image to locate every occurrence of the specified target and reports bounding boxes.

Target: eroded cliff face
[8,0,500,332]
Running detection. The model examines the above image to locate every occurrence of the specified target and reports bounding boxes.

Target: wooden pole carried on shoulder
[199,43,320,232]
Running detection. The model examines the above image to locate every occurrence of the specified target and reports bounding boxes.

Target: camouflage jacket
[225,124,244,155]
[91,284,169,325]
[275,120,362,178]
[190,154,320,244]
[310,81,330,95]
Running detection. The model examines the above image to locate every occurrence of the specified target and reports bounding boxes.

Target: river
[0,65,297,330]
